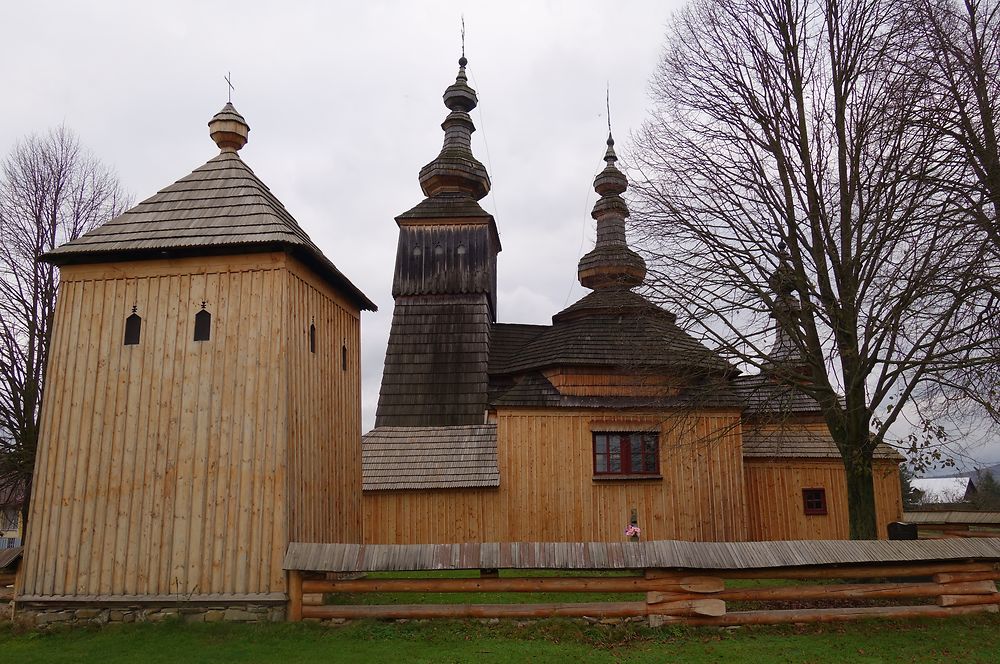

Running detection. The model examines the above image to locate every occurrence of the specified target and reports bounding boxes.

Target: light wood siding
[744,459,903,540]
[285,258,362,544]
[22,254,291,598]
[363,409,748,544]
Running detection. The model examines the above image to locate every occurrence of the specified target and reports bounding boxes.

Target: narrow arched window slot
[194,304,211,342]
[309,323,316,354]
[124,308,142,346]
[342,344,348,371]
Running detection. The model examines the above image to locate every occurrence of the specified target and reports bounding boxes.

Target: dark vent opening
[124,313,142,345]
[342,344,348,371]
[194,309,212,342]
[309,323,316,353]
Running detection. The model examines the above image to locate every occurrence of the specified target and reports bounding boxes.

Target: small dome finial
[208,102,250,152]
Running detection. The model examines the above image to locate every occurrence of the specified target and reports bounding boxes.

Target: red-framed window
[593,432,659,476]
[802,488,827,515]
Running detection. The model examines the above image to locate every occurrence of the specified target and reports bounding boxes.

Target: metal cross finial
[461,15,465,59]
[225,72,234,103]
[606,83,612,134]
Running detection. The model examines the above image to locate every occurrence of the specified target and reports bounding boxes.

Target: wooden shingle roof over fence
[284,538,1000,573]
[362,425,499,490]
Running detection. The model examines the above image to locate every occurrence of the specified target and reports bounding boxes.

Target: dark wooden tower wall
[392,222,499,317]
[375,57,501,428]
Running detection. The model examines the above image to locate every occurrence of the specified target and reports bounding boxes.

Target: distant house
[0,484,23,548]
[911,477,977,505]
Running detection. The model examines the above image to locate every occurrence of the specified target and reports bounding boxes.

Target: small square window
[802,488,827,515]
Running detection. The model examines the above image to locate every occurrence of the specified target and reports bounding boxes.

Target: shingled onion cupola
[577,135,646,290]
[208,102,250,151]
[761,242,807,373]
[375,56,502,428]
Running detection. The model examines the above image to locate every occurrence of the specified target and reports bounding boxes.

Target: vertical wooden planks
[20,254,302,599]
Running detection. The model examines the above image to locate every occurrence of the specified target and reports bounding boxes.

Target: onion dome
[208,102,250,152]
[577,134,646,290]
[417,57,491,200]
[763,242,803,369]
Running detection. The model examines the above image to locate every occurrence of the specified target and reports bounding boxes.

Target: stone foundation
[14,603,285,628]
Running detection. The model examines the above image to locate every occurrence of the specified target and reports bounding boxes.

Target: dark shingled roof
[492,296,731,376]
[488,324,547,374]
[490,373,562,407]
[375,296,492,427]
[397,192,494,220]
[42,151,375,311]
[732,374,824,415]
[743,428,903,461]
[362,425,499,490]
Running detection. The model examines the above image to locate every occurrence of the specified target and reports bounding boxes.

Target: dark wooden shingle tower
[375,56,501,427]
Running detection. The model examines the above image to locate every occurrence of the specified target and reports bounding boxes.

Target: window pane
[608,449,621,472]
[630,442,642,472]
[595,453,607,473]
[595,434,607,454]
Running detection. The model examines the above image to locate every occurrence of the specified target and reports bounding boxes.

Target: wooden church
[360,57,904,544]
[18,105,374,608]
[17,54,903,617]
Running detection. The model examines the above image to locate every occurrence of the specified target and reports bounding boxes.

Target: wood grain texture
[21,252,363,600]
[285,257,362,545]
[363,408,748,543]
[743,458,903,540]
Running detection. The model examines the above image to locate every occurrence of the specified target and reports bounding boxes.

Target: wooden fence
[904,511,1000,540]
[284,539,1000,626]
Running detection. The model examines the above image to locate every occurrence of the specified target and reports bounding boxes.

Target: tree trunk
[842,448,878,540]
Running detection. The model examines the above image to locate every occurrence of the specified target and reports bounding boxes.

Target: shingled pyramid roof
[44,103,375,311]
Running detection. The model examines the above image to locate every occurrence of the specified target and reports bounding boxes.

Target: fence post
[288,570,303,622]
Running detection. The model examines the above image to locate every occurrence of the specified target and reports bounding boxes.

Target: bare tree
[920,0,1000,247]
[907,0,1000,428]
[629,0,996,538]
[0,126,128,537]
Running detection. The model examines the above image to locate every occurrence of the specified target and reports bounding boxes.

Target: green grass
[3,613,1000,663]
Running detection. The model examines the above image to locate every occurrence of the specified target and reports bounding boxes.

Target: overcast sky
[3,0,684,430]
[5,1,996,471]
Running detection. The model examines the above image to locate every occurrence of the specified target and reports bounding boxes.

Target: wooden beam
[662,603,999,626]
[301,575,724,595]
[288,570,303,622]
[933,571,1000,584]
[651,580,996,603]
[302,601,649,620]
[939,593,1000,607]
[647,561,995,581]
[646,598,726,617]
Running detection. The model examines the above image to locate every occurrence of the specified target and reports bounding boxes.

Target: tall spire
[762,242,803,370]
[417,56,491,200]
[577,133,646,290]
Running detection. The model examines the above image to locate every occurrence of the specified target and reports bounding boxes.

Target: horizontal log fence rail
[903,511,1000,540]
[284,539,1000,626]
